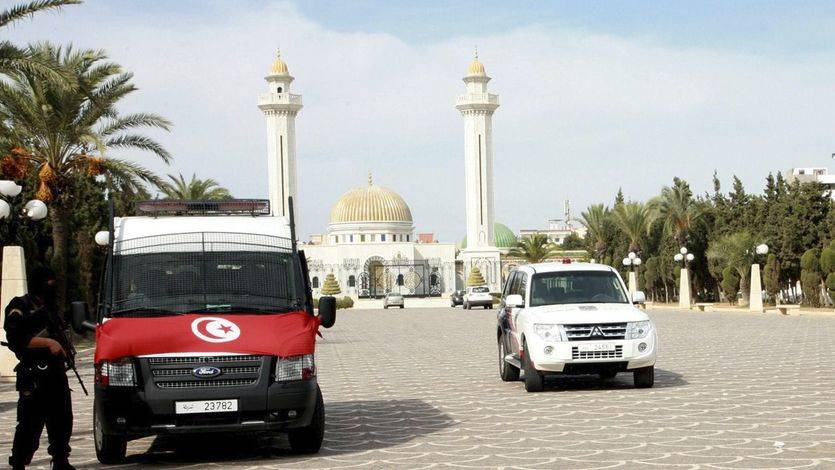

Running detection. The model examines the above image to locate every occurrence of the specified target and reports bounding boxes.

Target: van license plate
[578,343,615,352]
[175,399,238,414]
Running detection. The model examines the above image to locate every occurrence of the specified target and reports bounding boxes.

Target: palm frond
[0,0,81,28]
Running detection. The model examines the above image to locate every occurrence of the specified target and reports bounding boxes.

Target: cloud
[6,1,835,241]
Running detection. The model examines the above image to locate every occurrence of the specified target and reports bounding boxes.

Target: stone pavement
[0,307,833,469]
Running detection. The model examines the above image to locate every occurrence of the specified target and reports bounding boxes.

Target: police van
[72,199,336,463]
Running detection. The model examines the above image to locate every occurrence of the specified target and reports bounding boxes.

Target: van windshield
[107,232,302,317]
[529,270,628,307]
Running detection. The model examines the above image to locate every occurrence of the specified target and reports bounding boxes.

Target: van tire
[498,333,520,382]
[633,366,655,388]
[289,387,325,454]
[523,341,544,392]
[94,408,127,464]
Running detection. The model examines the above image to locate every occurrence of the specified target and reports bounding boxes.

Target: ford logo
[192,366,221,378]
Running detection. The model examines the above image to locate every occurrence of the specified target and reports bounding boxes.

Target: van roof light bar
[136,199,271,216]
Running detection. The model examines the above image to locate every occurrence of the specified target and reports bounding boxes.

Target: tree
[159,173,231,200]
[612,202,655,253]
[0,43,171,306]
[320,273,341,296]
[0,0,80,82]
[466,266,486,287]
[800,248,821,307]
[580,203,609,261]
[707,231,756,305]
[509,233,557,263]
[652,178,702,246]
[763,253,780,304]
[720,266,740,304]
[560,232,585,250]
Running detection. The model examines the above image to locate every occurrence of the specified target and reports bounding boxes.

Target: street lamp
[749,243,769,313]
[0,180,48,223]
[622,251,642,295]
[674,247,694,309]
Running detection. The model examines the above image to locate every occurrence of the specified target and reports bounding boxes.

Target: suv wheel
[498,333,520,382]
[633,366,655,388]
[289,386,325,454]
[94,407,127,464]
[522,341,544,392]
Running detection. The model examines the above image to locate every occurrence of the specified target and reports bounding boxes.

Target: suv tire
[289,386,325,454]
[498,333,520,382]
[94,408,127,464]
[633,366,654,388]
[522,341,544,392]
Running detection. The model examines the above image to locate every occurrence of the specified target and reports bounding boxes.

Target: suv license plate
[578,343,616,353]
[175,399,238,415]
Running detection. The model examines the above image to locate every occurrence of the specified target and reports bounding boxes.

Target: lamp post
[622,251,642,296]
[674,247,694,309]
[749,243,768,313]
[0,180,48,377]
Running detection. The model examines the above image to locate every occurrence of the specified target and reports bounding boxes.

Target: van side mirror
[317,296,336,328]
[70,301,96,333]
[505,294,525,308]
[632,291,646,304]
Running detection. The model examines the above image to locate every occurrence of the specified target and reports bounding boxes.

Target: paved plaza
[0,307,834,469]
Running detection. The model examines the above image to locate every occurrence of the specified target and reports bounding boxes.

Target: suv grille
[572,345,624,360]
[564,323,627,341]
[145,355,263,389]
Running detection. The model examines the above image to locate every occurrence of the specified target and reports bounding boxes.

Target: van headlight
[626,321,652,339]
[533,324,567,342]
[96,358,137,387]
[275,354,316,382]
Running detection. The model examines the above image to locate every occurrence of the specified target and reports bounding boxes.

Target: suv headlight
[533,324,567,342]
[626,321,652,339]
[275,354,316,382]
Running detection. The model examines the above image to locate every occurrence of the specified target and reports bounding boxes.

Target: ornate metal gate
[359,256,439,298]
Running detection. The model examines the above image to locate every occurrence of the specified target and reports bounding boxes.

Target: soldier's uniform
[4,292,74,470]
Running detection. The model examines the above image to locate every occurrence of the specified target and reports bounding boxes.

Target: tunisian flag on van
[94,312,320,363]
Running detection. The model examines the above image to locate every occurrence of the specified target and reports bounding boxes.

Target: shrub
[801,248,821,272]
[313,295,354,310]
[800,270,822,307]
[720,266,740,304]
[320,273,341,296]
[466,267,486,287]
[826,273,835,301]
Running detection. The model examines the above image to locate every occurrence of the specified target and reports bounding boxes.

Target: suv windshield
[529,270,628,306]
[108,232,302,317]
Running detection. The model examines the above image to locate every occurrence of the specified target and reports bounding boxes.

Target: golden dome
[270,49,289,75]
[467,49,486,76]
[329,175,413,224]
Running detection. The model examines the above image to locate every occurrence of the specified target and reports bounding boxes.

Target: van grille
[564,323,627,341]
[144,355,264,389]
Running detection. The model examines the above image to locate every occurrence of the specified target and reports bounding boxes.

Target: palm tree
[707,231,756,305]
[612,202,655,253]
[580,203,609,261]
[0,1,80,80]
[0,43,171,306]
[159,173,232,200]
[652,178,702,247]
[509,233,558,264]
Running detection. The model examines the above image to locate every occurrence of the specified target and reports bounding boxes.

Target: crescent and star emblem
[190,317,241,343]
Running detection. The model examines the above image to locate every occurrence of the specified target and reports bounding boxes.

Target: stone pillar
[679,268,691,310]
[628,271,637,297]
[0,246,26,376]
[749,263,764,313]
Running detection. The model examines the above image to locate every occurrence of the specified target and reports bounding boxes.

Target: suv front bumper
[526,332,658,373]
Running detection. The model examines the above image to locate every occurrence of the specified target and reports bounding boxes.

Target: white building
[787,167,835,197]
[519,201,587,245]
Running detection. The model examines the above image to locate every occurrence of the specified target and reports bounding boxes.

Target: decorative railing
[258,93,303,106]
[456,93,499,105]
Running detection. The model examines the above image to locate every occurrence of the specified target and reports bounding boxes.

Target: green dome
[460,222,516,249]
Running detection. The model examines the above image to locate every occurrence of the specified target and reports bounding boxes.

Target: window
[371,234,376,242]
[349,235,354,243]
[397,274,405,286]
[406,235,410,242]
[276,86,283,93]
[529,271,628,307]
[381,234,386,242]
[503,272,516,297]
[348,275,356,287]
[360,234,366,242]
[312,276,319,288]
[430,273,439,286]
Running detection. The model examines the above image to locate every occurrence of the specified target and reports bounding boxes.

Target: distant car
[450,290,465,307]
[383,292,404,309]
[464,286,493,310]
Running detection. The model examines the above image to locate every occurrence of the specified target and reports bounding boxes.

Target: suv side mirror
[505,294,525,308]
[632,291,646,304]
[318,296,336,328]
[70,301,96,333]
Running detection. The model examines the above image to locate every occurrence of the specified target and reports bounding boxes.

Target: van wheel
[498,333,520,381]
[94,407,127,464]
[523,341,544,392]
[289,387,325,454]
[633,366,655,388]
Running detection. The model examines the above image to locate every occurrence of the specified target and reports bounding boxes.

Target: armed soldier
[4,267,75,470]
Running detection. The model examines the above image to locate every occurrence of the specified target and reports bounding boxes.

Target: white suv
[496,262,657,392]
[464,286,493,309]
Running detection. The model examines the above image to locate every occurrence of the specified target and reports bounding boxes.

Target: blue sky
[6,1,835,241]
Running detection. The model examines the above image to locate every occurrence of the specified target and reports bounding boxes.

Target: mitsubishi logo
[590,326,605,337]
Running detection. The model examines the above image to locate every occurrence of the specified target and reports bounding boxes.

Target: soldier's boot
[50,457,75,470]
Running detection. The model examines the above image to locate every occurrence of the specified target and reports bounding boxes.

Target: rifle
[39,306,88,396]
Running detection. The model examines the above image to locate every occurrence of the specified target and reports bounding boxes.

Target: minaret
[456,51,502,291]
[258,49,303,218]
